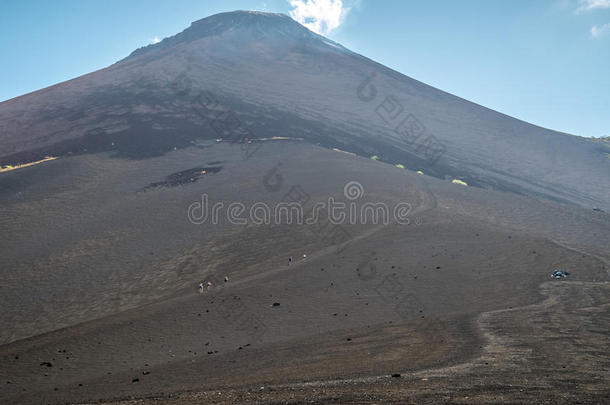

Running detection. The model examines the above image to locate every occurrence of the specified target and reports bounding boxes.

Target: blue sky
[1,0,608,137]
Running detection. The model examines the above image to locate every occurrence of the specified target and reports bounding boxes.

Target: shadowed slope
[0,11,607,209]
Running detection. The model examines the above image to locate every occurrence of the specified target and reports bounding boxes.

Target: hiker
[206,281,212,290]
[224,276,229,283]
[288,256,292,265]
[198,282,204,293]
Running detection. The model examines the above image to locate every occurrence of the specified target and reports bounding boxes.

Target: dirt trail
[189,173,437,299]
[96,238,609,404]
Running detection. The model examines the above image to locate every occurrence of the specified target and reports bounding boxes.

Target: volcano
[0,11,608,405]
[1,11,608,208]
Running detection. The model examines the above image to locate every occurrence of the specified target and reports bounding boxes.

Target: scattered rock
[391,373,401,378]
[132,378,139,383]
[40,362,53,367]
[272,302,280,307]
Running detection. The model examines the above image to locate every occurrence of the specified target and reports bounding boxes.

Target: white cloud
[288,0,349,35]
[591,22,610,37]
[577,0,610,12]
[151,37,161,44]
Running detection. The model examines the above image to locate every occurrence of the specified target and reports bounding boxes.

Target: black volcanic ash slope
[0,10,607,209]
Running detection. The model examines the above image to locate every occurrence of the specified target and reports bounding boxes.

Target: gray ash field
[0,10,609,405]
